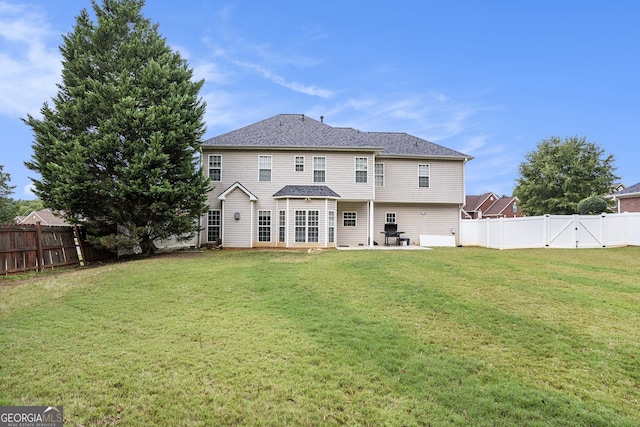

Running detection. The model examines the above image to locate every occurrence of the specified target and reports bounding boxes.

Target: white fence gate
[460,213,640,249]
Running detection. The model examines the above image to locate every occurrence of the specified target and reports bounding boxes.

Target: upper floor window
[355,157,368,183]
[208,155,221,181]
[375,163,384,187]
[418,164,430,188]
[259,155,272,182]
[313,156,326,183]
[295,156,305,172]
[511,203,518,213]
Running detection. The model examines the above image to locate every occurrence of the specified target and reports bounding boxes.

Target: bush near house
[577,195,609,215]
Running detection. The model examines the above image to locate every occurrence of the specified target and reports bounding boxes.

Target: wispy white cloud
[23,182,35,197]
[0,1,61,118]
[310,92,486,144]
[195,5,334,100]
[233,60,334,98]
[459,135,489,154]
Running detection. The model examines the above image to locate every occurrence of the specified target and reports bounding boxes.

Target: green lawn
[1,247,639,426]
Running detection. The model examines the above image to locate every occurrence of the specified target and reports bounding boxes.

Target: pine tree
[24,0,210,254]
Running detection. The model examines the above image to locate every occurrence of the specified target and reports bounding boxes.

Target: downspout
[370,153,377,247]
[457,158,470,246]
[369,199,375,247]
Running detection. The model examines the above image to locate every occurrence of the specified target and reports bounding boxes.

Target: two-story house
[200,114,472,248]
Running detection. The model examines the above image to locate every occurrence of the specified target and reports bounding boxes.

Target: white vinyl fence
[460,212,640,249]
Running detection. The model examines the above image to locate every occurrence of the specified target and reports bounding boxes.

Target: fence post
[35,221,44,272]
[73,225,86,266]
[544,214,550,247]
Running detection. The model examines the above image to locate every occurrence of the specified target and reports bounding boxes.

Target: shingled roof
[615,181,640,197]
[16,208,70,226]
[203,114,472,160]
[273,185,340,199]
[363,131,470,158]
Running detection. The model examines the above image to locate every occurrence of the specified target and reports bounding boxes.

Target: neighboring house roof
[614,181,640,198]
[462,192,498,213]
[203,114,473,160]
[484,197,518,216]
[16,208,70,226]
[273,185,341,199]
[612,183,626,192]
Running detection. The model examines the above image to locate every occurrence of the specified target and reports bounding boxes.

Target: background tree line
[0,165,45,222]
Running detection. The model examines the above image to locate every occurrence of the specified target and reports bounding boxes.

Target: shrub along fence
[460,212,640,249]
[0,223,115,275]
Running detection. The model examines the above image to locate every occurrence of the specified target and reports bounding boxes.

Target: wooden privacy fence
[0,223,115,275]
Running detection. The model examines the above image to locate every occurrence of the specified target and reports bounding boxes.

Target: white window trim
[327,210,336,244]
[258,210,272,242]
[355,157,368,183]
[208,154,222,182]
[343,211,357,227]
[295,156,305,172]
[375,162,384,187]
[294,209,320,243]
[207,209,221,242]
[418,163,430,188]
[385,212,396,224]
[313,156,326,183]
[278,210,286,243]
[259,155,272,182]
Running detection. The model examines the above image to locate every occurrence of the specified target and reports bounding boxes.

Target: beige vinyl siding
[203,149,375,202]
[222,189,253,248]
[337,202,370,247]
[374,158,465,204]
[201,148,464,247]
[374,203,460,245]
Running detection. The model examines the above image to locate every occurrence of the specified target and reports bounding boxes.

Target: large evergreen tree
[24,0,210,254]
[0,165,17,223]
[513,136,618,216]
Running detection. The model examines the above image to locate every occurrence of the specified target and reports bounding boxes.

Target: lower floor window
[386,212,396,224]
[295,210,319,243]
[208,210,220,242]
[278,210,286,242]
[328,210,335,243]
[343,211,357,227]
[258,210,271,242]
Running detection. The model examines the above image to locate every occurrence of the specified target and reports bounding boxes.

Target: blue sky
[2,0,639,200]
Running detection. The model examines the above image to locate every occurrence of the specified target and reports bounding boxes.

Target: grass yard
[1,247,639,426]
